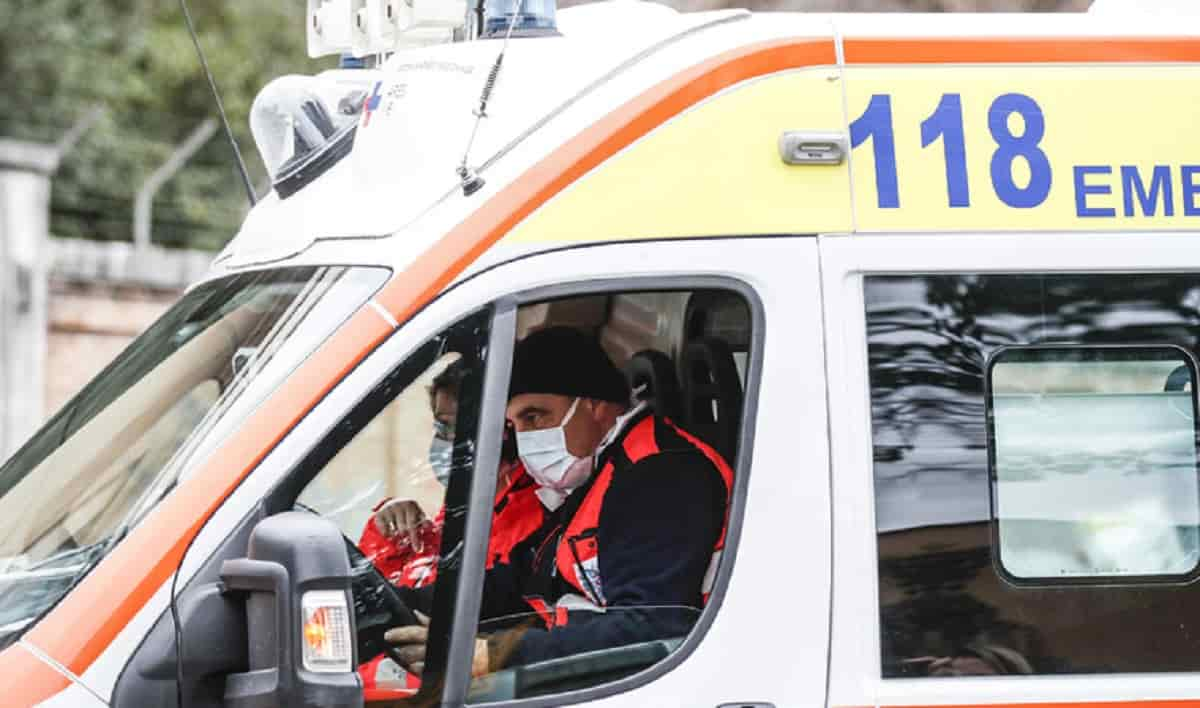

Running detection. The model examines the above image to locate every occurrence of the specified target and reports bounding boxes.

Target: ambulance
[4,0,1200,705]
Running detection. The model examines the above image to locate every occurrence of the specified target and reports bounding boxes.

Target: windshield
[0,265,388,649]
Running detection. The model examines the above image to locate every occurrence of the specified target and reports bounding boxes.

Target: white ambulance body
[3,3,1200,707]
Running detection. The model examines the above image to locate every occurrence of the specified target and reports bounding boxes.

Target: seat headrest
[625,349,683,421]
[682,338,743,464]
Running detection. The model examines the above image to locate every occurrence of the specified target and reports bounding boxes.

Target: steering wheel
[289,502,422,667]
[345,538,422,667]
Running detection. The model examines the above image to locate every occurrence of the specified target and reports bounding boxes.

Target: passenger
[386,326,733,676]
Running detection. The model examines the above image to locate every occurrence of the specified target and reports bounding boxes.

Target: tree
[0,0,328,250]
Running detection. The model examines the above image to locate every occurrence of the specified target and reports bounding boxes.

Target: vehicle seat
[625,349,683,421]
[681,338,743,465]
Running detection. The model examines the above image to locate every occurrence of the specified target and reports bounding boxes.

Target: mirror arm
[220,558,294,706]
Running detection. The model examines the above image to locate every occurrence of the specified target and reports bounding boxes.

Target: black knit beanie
[508,326,630,404]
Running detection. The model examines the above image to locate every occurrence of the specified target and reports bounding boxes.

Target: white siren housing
[310,0,467,58]
[308,0,354,58]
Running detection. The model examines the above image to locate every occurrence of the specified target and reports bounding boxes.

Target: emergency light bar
[481,0,557,37]
[308,0,467,58]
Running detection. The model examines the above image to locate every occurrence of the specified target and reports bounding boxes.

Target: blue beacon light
[482,0,558,37]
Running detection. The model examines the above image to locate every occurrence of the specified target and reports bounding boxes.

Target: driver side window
[294,310,491,704]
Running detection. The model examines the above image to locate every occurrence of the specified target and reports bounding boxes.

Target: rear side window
[987,346,1200,582]
[865,274,1200,677]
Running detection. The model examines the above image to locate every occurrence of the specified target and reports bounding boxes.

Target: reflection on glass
[990,348,1200,579]
[300,353,463,543]
[299,354,467,701]
[0,266,387,651]
[867,274,1200,676]
[295,312,491,704]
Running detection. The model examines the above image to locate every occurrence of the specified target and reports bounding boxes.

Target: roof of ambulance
[208,2,1200,277]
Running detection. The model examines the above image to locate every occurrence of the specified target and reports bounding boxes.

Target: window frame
[458,274,765,708]
[237,272,765,708]
[983,342,1200,588]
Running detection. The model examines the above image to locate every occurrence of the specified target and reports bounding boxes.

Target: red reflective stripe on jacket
[524,596,555,629]
[556,463,614,604]
[520,596,572,629]
[489,467,545,568]
[619,416,661,461]
[357,651,420,697]
[555,416,733,606]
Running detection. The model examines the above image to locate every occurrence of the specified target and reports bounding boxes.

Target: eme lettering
[1074,165,1200,218]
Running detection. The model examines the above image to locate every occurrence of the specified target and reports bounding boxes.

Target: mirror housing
[136,582,250,707]
[220,511,362,708]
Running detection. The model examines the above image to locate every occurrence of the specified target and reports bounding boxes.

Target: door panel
[822,231,1200,708]
[439,237,829,708]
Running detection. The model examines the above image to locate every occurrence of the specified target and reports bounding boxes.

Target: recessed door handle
[778,130,847,165]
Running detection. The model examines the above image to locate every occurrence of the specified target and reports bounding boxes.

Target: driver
[356,358,544,693]
[386,326,733,677]
[358,359,543,590]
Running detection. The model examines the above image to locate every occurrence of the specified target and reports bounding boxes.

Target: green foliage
[0,0,330,250]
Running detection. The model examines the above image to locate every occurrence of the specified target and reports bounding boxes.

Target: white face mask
[428,437,454,485]
[516,398,594,507]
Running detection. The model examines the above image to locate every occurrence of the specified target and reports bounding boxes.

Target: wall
[44,279,180,417]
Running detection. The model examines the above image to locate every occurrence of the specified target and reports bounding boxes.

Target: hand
[384,612,490,678]
[373,499,427,550]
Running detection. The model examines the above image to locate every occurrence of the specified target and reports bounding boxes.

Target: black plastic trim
[442,301,518,705]
[275,125,357,200]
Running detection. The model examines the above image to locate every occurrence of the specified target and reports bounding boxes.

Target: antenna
[455,0,522,196]
[178,0,258,206]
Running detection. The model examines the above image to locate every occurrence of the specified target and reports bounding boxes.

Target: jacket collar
[594,403,653,472]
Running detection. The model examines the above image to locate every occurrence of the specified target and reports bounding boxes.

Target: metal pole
[0,108,102,457]
[0,140,58,458]
[54,105,105,158]
[133,118,218,251]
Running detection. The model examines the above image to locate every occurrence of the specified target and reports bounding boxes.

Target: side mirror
[220,511,362,708]
[126,512,362,708]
